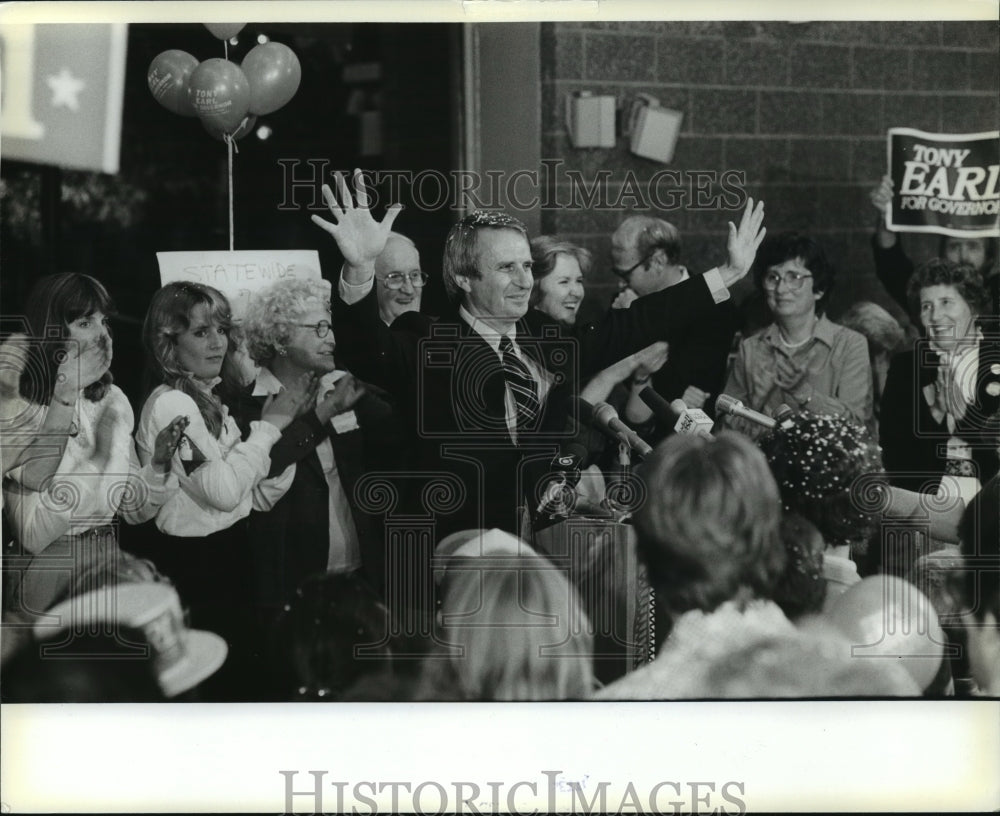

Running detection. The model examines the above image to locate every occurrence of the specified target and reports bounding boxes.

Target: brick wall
[539,20,999,324]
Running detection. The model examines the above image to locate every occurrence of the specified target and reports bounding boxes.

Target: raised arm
[714,196,767,289]
[310,168,403,285]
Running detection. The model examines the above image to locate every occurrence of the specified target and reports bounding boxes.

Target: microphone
[638,386,712,437]
[715,394,777,430]
[590,401,653,459]
[535,404,592,516]
[668,399,714,438]
[774,403,796,430]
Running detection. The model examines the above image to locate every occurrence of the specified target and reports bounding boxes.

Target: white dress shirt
[135,383,293,537]
[4,385,178,554]
[252,367,361,574]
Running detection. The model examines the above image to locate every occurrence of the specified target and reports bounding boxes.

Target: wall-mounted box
[628,96,683,163]
[565,91,616,148]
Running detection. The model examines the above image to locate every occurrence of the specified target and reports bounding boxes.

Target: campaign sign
[887,128,1000,238]
[156,249,322,321]
[0,24,128,173]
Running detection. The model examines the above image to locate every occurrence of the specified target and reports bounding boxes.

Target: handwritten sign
[887,128,1000,238]
[156,249,322,320]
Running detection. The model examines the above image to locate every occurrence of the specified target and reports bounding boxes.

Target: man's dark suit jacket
[333,274,733,536]
[226,381,402,617]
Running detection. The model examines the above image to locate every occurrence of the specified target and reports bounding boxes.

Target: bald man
[609,214,737,417]
[374,232,427,326]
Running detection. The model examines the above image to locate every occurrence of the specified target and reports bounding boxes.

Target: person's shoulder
[389,310,436,337]
[142,385,198,419]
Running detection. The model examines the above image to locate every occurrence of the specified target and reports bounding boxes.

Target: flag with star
[0,24,127,173]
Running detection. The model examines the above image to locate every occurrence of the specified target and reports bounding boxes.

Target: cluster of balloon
[147,23,302,143]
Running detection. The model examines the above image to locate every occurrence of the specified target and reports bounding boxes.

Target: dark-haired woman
[2,274,184,620]
[881,259,1000,500]
[133,281,314,699]
[719,233,873,439]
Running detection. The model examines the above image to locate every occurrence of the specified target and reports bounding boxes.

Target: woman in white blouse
[2,274,185,624]
[134,281,313,699]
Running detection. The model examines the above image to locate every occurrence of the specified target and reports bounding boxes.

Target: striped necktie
[499,335,541,435]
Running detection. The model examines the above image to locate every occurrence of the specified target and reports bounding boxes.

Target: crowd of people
[1,168,998,702]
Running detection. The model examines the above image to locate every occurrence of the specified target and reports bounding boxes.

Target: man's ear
[454,274,473,294]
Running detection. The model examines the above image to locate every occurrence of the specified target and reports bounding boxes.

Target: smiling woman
[130,281,312,700]
[881,258,999,497]
[719,232,874,439]
[529,235,590,327]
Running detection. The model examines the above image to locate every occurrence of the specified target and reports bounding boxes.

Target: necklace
[778,317,817,348]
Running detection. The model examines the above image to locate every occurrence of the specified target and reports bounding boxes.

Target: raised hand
[56,338,111,396]
[870,174,894,215]
[261,372,319,431]
[580,341,669,404]
[316,373,367,424]
[309,168,403,276]
[680,384,709,409]
[611,288,639,310]
[151,415,190,471]
[719,197,766,287]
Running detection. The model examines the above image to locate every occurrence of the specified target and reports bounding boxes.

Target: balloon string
[227,134,234,251]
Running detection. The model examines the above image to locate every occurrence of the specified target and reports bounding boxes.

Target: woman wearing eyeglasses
[133,281,312,699]
[719,233,873,440]
[228,278,401,686]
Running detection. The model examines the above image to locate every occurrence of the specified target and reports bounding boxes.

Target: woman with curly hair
[2,273,184,620]
[880,258,1000,500]
[230,277,401,670]
[133,281,313,699]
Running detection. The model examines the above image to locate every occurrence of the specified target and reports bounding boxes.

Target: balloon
[242,41,301,115]
[147,50,199,116]
[188,59,251,133]
[202,114,258,142]
[826,575,945,692]
[204,23,246,40]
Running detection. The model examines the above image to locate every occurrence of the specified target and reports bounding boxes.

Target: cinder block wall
[539,20,999,323]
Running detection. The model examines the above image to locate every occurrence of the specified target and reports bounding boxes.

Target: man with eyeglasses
[374,232,428,326]
[317,169,766,530]
[609,215,738,424]
[719,232,873,440]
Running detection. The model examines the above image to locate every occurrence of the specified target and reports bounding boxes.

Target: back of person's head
[960,474,1000,627]
[959,475,1000,693]
[773,512,827,621]
[270,572,394,701]
[20,272,115,404]
[635,431,785,616]
[1,628,166,703]
[697,633,920,698]
[442,210,528,302]
[421,553,594,700]
[838,301,906,358]
[619,214,682,265]
[142,281,234,437]
[761,413,884,560]
[753,232,835,315]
